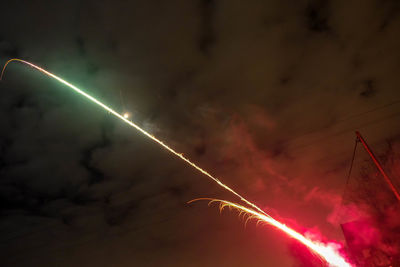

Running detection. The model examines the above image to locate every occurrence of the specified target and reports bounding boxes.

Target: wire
[337,138,359,221]
[290,110,400,153]
[280,99,400,147]
[345,138,359,188]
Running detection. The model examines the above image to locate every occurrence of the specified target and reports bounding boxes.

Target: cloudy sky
[1,0,400,266]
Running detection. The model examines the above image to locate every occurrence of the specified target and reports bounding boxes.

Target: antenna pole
[355,131,400,202]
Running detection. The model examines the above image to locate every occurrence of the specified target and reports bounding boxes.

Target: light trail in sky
[189,198,353,267]
[1,59,353,267]
[0,58,271,218]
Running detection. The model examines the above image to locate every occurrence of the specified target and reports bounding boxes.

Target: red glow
[190,199,354,267]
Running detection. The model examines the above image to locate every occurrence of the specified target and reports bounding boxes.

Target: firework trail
[1,59,353,267]
[189,198,353,267]
[0,58,268,217]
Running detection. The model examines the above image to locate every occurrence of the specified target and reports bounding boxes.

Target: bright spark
[1,59,353,267]
[189,198,353,267]
[123,112,130,119]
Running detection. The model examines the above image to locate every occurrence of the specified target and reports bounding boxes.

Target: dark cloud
[359,79,377,98]
[1,0,400,266]
[198,0,217,55]
[0,39,20,58]
[305,0,331,33]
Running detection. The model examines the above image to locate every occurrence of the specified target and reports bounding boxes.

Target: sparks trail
[0,58,270,218]
[189,198,353,267]
[1,59,353,267]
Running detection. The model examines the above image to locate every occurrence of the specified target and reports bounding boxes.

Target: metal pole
[355,131,400,202]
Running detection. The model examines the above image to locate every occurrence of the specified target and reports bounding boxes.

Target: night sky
[1,1,400,266]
